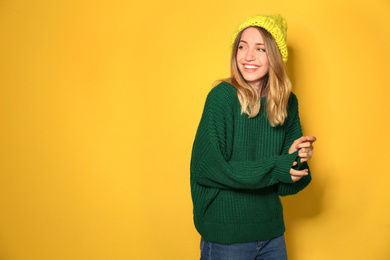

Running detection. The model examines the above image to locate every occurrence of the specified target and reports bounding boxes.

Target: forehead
[240,27,264,42]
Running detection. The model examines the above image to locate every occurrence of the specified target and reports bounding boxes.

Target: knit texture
[190,82,311,244]
[231,14,288,63]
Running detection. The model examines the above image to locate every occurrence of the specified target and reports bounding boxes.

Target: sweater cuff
[272,152,298,184]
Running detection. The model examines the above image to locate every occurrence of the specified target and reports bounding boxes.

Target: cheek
[263,63,270,74]
[262,56,269,68]
[236,54,244,70]
[236,52,243,62]
[260,53,268,63]
[264,58,269,67]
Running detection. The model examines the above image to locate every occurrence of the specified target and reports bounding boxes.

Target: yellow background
[1,0,389,259]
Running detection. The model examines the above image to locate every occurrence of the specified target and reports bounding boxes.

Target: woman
[190,14,316,260]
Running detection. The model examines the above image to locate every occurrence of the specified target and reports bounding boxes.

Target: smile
[244,64,260,69]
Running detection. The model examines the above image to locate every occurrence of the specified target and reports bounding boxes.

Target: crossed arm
[288,136,317,182]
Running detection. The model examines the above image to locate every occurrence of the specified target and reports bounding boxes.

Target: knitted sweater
[190,82,311,244]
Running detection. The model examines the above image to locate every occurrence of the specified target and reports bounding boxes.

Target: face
[236,27,269,89]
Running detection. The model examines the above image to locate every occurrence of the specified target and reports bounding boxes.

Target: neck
[251,82,266,97]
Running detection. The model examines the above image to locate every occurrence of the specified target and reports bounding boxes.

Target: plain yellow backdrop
[1,0,389,259]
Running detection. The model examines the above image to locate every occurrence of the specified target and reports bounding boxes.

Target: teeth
[244,65,259,69]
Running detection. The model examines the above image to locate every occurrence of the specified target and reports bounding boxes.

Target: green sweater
[190,82,311,244]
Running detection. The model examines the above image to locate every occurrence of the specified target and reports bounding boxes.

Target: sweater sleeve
[277,93,312,196]
[190,85,297,190]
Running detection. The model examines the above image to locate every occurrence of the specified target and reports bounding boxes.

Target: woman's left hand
[289,136,317,163]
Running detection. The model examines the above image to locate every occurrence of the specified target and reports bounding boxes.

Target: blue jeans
[200,235,288,260]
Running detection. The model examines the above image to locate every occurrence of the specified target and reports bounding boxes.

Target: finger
[292,139,301,150]
[292,161,297,167]
[297,142,314,149]
[304,136,317,142]
[298,152,308,158]
[291,175,302,182]
[298,154,312,163]
[300,147,309,152]
[298,149,311,156]
[299,147,314,157]
[300,149,314,159]
[290,169,309,182]
[293,136,307,147]
[295,136,317,149]
[300,156,311,163]
[290,168,309,177]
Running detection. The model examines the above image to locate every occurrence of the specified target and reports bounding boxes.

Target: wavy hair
[222,26,292,127]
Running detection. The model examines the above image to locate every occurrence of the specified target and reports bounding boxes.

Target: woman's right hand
[290,161,308,182]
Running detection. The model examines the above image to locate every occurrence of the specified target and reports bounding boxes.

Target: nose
[245,48,255,61]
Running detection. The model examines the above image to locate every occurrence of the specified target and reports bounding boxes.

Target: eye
[257,48,266,52]
[238,45,247,50]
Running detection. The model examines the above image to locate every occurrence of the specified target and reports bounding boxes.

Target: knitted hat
[231,14,288,63]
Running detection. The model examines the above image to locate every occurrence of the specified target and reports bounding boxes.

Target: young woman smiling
[190,14,316,260]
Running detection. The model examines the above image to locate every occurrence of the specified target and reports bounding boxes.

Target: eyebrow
[239,40,265,45]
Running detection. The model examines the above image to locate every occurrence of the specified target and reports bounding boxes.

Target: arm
[190,85,298,190]
[278,94,313,196]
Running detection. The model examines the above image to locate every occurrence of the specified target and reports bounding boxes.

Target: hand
[289,136,317,163]
[290,161,309,182]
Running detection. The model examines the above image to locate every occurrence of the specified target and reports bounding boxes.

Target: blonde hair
[223,26,292,127]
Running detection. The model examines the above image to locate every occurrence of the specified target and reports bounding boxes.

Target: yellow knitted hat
[231,14,288,63]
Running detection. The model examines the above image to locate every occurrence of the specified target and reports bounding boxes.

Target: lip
[242,63,260,72]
